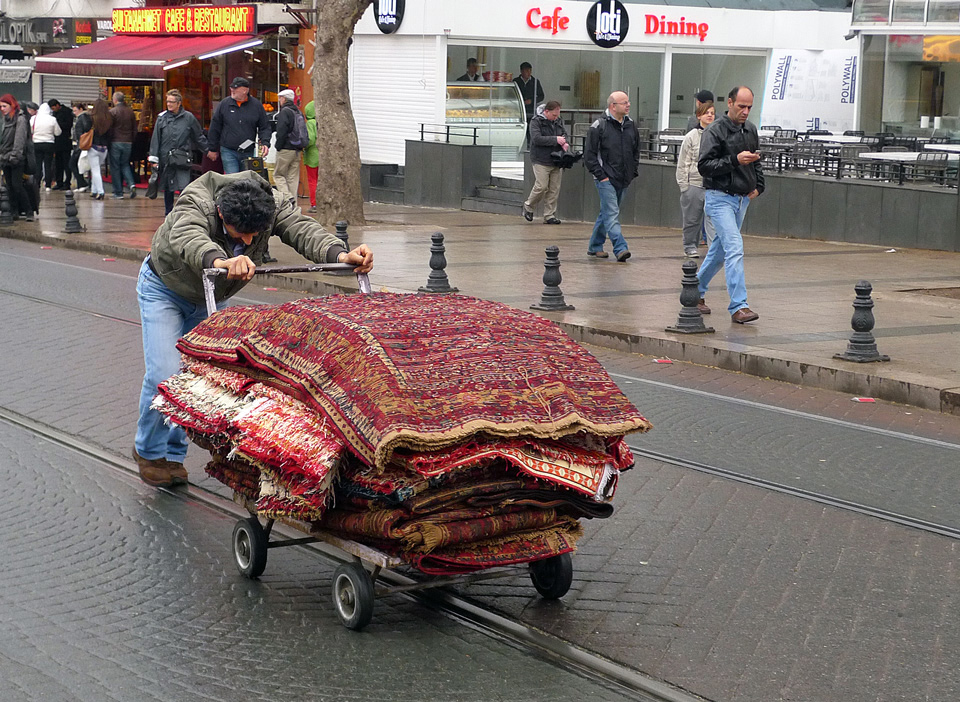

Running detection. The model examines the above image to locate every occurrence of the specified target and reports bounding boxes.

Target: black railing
[419,123,481,145]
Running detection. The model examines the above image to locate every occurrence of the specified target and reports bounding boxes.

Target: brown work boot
[132,447,173,488]
[164,460,189,487]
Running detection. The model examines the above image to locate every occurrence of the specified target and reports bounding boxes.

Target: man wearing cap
[687,90,714,132]
[273,89,303,205]
[206,76,271,174]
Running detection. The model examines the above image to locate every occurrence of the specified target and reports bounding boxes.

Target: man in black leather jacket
[696,86,764,324]
[584,91,640,262]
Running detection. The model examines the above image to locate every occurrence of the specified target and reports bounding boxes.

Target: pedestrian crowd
[521,78,763,325]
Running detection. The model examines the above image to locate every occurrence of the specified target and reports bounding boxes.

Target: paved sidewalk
[5,190,960,414]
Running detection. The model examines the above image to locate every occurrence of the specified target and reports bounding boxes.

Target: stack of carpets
[154,293,651,574]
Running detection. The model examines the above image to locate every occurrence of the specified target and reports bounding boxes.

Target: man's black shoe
[544,217,562,225]
[522,208,533,222]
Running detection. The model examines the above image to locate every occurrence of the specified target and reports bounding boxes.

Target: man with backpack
[273,88,306,206]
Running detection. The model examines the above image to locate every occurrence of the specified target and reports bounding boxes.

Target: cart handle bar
[202,264,372,316]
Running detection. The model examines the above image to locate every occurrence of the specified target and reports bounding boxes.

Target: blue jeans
[588,179,629,256]
[220,146,254,174]
[135,258,224,462]
[698,190,750,315]
[109,141,136,195]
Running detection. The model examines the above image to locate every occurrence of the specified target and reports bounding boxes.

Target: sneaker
[616,250,632,263]
[45,187,51,193]
[75,186,88,193]
[544,217,562,225]
[308,205,317,213]
[522,208,534,222]
[112,194,124,199]
[131,447,173,488]
[684,247,699,258]
[129,188,137,199]
[587,250,609,258]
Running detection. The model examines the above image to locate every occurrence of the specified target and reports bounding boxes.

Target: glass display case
[444,82,526,160]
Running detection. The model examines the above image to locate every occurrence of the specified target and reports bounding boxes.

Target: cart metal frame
[200,265,574,630]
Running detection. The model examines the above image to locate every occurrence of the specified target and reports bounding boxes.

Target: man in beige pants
[272,89,303,204]
[522,100,568,225]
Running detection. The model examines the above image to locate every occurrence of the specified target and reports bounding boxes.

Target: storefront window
[853,0,893,22]
[446,44,661,158]
[669,53,767,129]
[892,0,928,21]
[927,0,960,22]
[860,33,960,137]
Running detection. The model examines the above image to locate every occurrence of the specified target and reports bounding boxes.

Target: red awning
[35,34,263,81]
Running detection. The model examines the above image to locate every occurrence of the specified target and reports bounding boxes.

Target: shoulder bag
[78,127,94,151]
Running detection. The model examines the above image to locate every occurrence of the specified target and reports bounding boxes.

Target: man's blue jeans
[698,190,750,315]
[588,179,629,256]
[135,258,224,462]
[109,141,135,196]
[220,146,254,174]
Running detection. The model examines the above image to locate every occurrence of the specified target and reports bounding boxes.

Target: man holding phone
[695,86,764,324]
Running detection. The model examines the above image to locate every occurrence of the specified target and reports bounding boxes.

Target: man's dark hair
[520,61,532,71]
[467,57,478,67]
[728,86,754,101]
[215,179,276,233]
[47,98,60,108]
[544,100,561,111]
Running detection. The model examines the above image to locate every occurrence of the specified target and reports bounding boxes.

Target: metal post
[0,184,12,226]
[666,260,714,334]
[530,246,574,312]
[63,190,84,233]
[834,280,890,362]
[328,220,352,276]
[418,232,458,293]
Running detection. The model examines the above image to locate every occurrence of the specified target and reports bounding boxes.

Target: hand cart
[200,265,575,631]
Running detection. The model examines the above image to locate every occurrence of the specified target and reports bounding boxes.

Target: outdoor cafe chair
[859,135,881,150]
[836,144,871,179]
[791,141,825,173]
[773,129,797,140]
[904,151,951,186]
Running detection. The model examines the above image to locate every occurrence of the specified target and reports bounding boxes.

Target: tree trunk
[312,0,372,229]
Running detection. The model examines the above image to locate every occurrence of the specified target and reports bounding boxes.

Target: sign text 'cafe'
[112,6,257,35]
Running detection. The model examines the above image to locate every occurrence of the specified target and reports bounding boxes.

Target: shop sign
[526,7,570,35]
[0,48,25,63]
[586,0,629,48]
[373,0,404,34]
[644,15,709,42]
[73,18,97,45]
[112,6,257,35]
[0,17,73,47]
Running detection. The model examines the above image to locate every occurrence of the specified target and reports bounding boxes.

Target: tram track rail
[0,405,701,702]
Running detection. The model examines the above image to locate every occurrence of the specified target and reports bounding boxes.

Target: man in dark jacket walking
[48,99,73,190]
[109,92,138,198]
[522,100,568,225]
[206,76,271,174]
[696,86,764,324]
[584,91,640,262]
[273,89,303,204]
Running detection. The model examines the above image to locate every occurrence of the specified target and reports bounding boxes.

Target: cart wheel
[233,517,268,579]
[332,562,375,631]
[529,553,573,599]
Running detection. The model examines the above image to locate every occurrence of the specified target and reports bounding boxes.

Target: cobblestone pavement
[4,240,960,701]
[0,421,640,702]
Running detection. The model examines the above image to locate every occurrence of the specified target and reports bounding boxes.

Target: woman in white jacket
[29,102,61,191]
[675,101,716,258]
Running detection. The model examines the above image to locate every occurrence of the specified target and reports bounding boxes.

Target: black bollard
[0,184,12,226]
[328,220,352,276]
[666,260,714,334]
[418,231,459,293]
[834,280,889,362]
[530,245,575,312]
[63,190,85,233]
